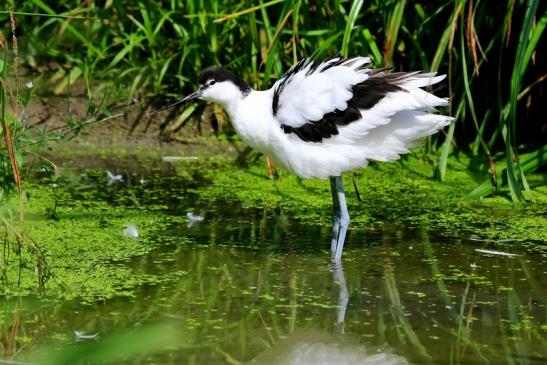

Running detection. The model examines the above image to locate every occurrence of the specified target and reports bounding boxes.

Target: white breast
[227,90,279,153]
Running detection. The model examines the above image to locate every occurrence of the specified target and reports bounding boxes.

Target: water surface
[2,160,546,364]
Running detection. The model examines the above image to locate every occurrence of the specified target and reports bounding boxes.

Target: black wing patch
[281,106,361,142]
[281,70,408,143]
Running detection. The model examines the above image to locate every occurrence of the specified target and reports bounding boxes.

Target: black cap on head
[198,67,251,94]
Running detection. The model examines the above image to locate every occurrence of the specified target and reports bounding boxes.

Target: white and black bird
[159,55,453,261]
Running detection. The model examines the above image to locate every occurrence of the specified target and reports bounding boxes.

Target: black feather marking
[198,67,251,95]
[280,64,416,143]
[350,81,402,110]
[273,58,310,115]
[319,58,345,73]
[281,107,361,142]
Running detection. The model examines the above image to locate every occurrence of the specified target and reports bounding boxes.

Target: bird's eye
[209,80,216,86]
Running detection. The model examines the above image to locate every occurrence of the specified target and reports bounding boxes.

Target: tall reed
[1,0,545,200]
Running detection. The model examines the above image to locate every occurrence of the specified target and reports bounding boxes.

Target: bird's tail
[331,72,453,163]
[358,110,453,162]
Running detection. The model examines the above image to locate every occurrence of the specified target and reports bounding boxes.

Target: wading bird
[158,56,452,261]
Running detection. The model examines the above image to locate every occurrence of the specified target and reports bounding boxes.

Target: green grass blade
[505,0,540,202]
[401,25,429,70]
[468,145,547,198]
[28,0,102,56]
[459,24,497,186]
[384,267,432,360]
[213,0,284,23]
[341,0,364,57]
[110,33,146,68]
[290,0,302,64]
[518,162,532,201]
[260,0,289,84]
[471,109,491,154]
[438,101,464,181]
[383,0,407,67]
[459,27,481,148]
[362,28,383,66]
[520,11,546,76]
[431,2,462,72]
[53,66,82,95]
[261,6,293,72]
[312,32,344,57]
[503,125,525,202]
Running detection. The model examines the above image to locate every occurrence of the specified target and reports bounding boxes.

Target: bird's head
[197,67,251,105]
[156,67,251,112]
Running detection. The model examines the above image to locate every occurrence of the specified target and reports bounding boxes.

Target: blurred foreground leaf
[26,323,183,365]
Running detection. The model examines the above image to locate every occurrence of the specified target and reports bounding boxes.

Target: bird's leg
[330,176,341,254]
[332,261,349,335]
[330,176,350,261]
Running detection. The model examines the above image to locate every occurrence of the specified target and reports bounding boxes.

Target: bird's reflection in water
[332,262,349,335]
[249,263,408,365]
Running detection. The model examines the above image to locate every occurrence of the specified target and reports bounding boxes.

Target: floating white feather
[123,223,139,238]
[475,249,519,257]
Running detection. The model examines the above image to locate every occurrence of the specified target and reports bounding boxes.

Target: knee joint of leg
[340,215,350,227]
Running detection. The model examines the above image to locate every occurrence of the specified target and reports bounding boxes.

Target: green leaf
[341,0,364,57]
[53,66,82,95]
[468,145,547,199]
[362,28,383,65]
[383,0,407,66]
[28,0,102,56]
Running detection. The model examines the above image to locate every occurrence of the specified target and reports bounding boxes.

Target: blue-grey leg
[332,262,349,332]
[329,176,350,261]
[330,177,341,254]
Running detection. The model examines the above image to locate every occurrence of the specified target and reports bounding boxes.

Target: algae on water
[1,150,545,300]
[193,152,547,249]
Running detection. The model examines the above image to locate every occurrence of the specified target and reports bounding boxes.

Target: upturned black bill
[154,90,201,113]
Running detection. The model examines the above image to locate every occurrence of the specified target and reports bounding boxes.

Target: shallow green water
[2,157,546,364]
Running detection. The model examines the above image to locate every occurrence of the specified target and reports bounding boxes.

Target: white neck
[201,81,251,113]
[220,91,251,117]
[221,89,277,153]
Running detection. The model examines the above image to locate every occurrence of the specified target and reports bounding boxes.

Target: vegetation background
[1,0,546,200]
[0,1,546,363]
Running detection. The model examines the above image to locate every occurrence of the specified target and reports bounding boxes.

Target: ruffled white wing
[265,57,452,178]
[272,56,372,128]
